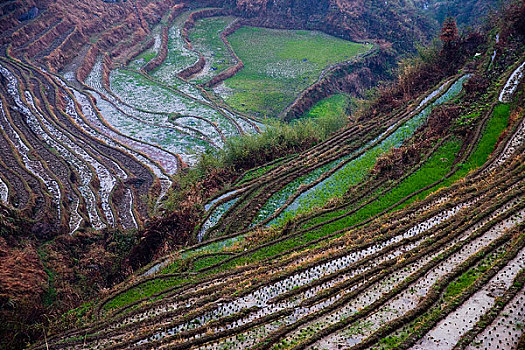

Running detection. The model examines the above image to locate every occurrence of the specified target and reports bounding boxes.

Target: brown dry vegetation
[359,31,485,122]
[2,0,191,72]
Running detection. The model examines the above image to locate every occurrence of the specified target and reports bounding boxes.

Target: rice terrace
[0,0,524,349]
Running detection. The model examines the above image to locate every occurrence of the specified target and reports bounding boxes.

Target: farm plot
[77,11,367,182]
[246,76,469,228]
[196,88,449,243]
[149,11,200,87]
[187,16,238,84]
[39,151,525,349]
[85,41,259,165]
[32,42,525,348]
[22,9,525,349]
[221,27,372,117]
[70,87,177,182]
[199,92,399,239]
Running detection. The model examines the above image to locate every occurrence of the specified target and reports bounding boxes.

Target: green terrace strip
[458,103,511,172]
[395,102,511,210]
[102,276,191,312]
[188,16,238,84]
[149,11,199,86]
[222,27,372,117]
[264,75,469,227]
[303,138,463,230]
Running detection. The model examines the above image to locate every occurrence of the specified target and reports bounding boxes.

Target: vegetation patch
[188,16,238,84]
[223,27,371,117]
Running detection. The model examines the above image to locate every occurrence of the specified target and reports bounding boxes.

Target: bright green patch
[398,103,510,208]
[304,138,462,231]
[223,27,372,117]
[103,277,189,311]
[298,94,350,121]
[192,254,230,271]
[462,104,510,170]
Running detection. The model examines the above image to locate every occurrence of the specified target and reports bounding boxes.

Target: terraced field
[220,27,372,117]
[0,5,369,235]
[5,1,525,349]
[30,24,525,349]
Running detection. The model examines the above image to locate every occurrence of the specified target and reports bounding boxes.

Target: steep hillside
[29,2,525,349]
[422,0,500,26]
[0,0,520,349]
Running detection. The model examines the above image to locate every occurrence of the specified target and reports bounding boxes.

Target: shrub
[199,111,347,172]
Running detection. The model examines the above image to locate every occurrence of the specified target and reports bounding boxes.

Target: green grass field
[223,27,372,117]
[298,94,350,121]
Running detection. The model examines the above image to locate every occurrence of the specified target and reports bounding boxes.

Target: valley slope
[0,0,522,349]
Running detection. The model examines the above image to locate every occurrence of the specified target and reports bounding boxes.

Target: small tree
[440,17,459,46]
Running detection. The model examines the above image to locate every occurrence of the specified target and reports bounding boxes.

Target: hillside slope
[0,0,519,349]
[32,2,525,349]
